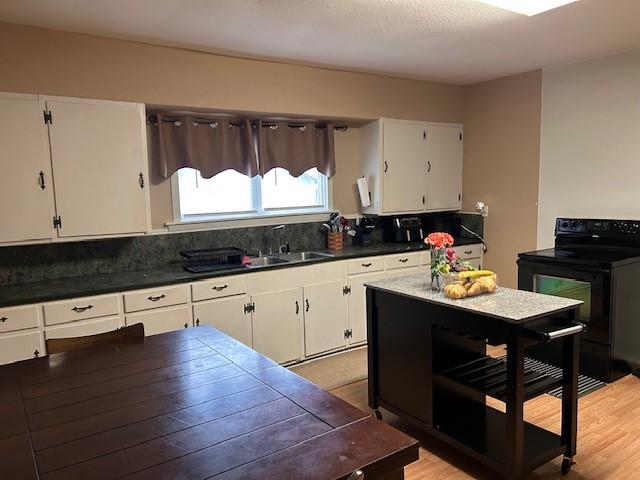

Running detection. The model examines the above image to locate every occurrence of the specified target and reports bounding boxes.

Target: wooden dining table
[0,325,418,480]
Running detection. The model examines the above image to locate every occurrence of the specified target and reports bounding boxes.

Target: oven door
[518,259,611,345]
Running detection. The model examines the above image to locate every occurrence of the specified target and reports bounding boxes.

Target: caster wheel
[374,409,383,420]
[561,457,574,475]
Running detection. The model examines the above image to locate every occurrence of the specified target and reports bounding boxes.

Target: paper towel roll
[357,177,371,208]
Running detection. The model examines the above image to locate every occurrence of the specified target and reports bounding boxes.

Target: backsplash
[0,213,483,286]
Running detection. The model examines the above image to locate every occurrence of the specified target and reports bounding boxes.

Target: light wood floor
[330,360,640,479]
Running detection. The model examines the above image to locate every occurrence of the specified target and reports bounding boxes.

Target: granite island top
[366,274,583,324]
[0,238,481,308]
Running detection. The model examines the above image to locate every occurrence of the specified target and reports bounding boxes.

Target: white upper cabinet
[426,124,463,211]
[360,118,463,215]
[45,97,150,238]
[381,120,428,213]
[0,93,55,244]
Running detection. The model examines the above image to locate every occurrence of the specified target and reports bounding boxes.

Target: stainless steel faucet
[267,224,286,255]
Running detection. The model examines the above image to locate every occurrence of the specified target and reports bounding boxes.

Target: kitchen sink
[277,251,335,262]
[247,255,290,267]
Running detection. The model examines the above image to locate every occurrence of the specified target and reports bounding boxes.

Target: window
[175,167,329,221]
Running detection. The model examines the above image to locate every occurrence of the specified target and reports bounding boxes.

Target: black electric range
[518,218,640,382]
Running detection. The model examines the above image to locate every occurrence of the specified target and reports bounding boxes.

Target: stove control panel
[556,218,640,237]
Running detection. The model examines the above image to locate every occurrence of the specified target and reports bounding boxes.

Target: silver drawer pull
[0,316,7,323]
[399,258,408,263]
[72,305,94,313]
[347,471,364,480]
[147,294,166,302]
[212,285,229,292]
[361,263,372,267]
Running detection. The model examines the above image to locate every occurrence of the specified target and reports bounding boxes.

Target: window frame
[169,168,332,227]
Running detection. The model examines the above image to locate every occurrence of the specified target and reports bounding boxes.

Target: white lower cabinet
[386,266,424,279]
[303,280,349,357]
[347,271,386,345]
[45,315,121,340]
[126,305,191,336]
[193,294,252,347]
[0,330,44,364]
[251,289,303,364]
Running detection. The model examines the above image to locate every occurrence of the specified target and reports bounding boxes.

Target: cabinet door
[382,120,427,213]
[193,294,252,347]
[386,267,424,279]
[348,272,386,345]
[426,124,463,211]
[252,289,303,364]
[126,305,191,336]
[0,330,44,365]
[46,98,149,238]
[303,280,348,357]
[45,315,121,340]
[0,94,55,243]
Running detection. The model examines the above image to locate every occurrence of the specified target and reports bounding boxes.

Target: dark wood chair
[45,323,145,355]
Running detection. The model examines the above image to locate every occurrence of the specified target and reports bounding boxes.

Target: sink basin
[277,251,335,262]
[247,256,290,267]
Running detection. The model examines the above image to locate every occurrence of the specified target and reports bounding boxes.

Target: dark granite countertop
[0,238,481,308]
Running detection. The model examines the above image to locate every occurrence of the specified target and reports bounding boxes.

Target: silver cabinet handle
[0,316,7,323]
[399,258,408,263]
[427,161,431,172]
[38,171,46,190]
[361,262,372,267]
[72,305,94,313]
[295,301,299,315]
[305,299,310,312]
[138,172,145,189]
[147,294,166,302]
[212,285,228,292]
[384,161,388,173]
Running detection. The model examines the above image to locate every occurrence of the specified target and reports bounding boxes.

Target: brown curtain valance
[257,120,336,177]
[148,114,258,179]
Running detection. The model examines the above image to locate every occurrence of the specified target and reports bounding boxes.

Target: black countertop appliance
[518,218,640,382]
[383,216,424,243]
[353,217,376,246]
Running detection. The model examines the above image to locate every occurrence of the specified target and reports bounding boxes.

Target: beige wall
[538,49,640,248]
[0,22,464,225]
[462,71,542,287]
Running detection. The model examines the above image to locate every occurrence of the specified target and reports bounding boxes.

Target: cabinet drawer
[0,330,44,365]
[0,304,40,333]
[191,276,248,302]
[126,305,192,337]
[44,294,120,326]
[45,315,121,341]
[384,252,421,270]
[420,251,431,265]
[124,284,190,313]
[454,244,483,260]
[346,257,385,275]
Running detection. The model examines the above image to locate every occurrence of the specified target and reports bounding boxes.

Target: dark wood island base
[366,275,584,480]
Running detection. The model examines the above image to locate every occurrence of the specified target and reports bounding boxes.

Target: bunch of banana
[458,270,495,280]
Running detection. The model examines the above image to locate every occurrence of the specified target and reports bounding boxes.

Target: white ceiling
[1,0,639,84]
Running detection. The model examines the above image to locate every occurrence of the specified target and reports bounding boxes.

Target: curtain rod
[147,115,348,131]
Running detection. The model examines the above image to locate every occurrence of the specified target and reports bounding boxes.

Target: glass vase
[429,246,446,291]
